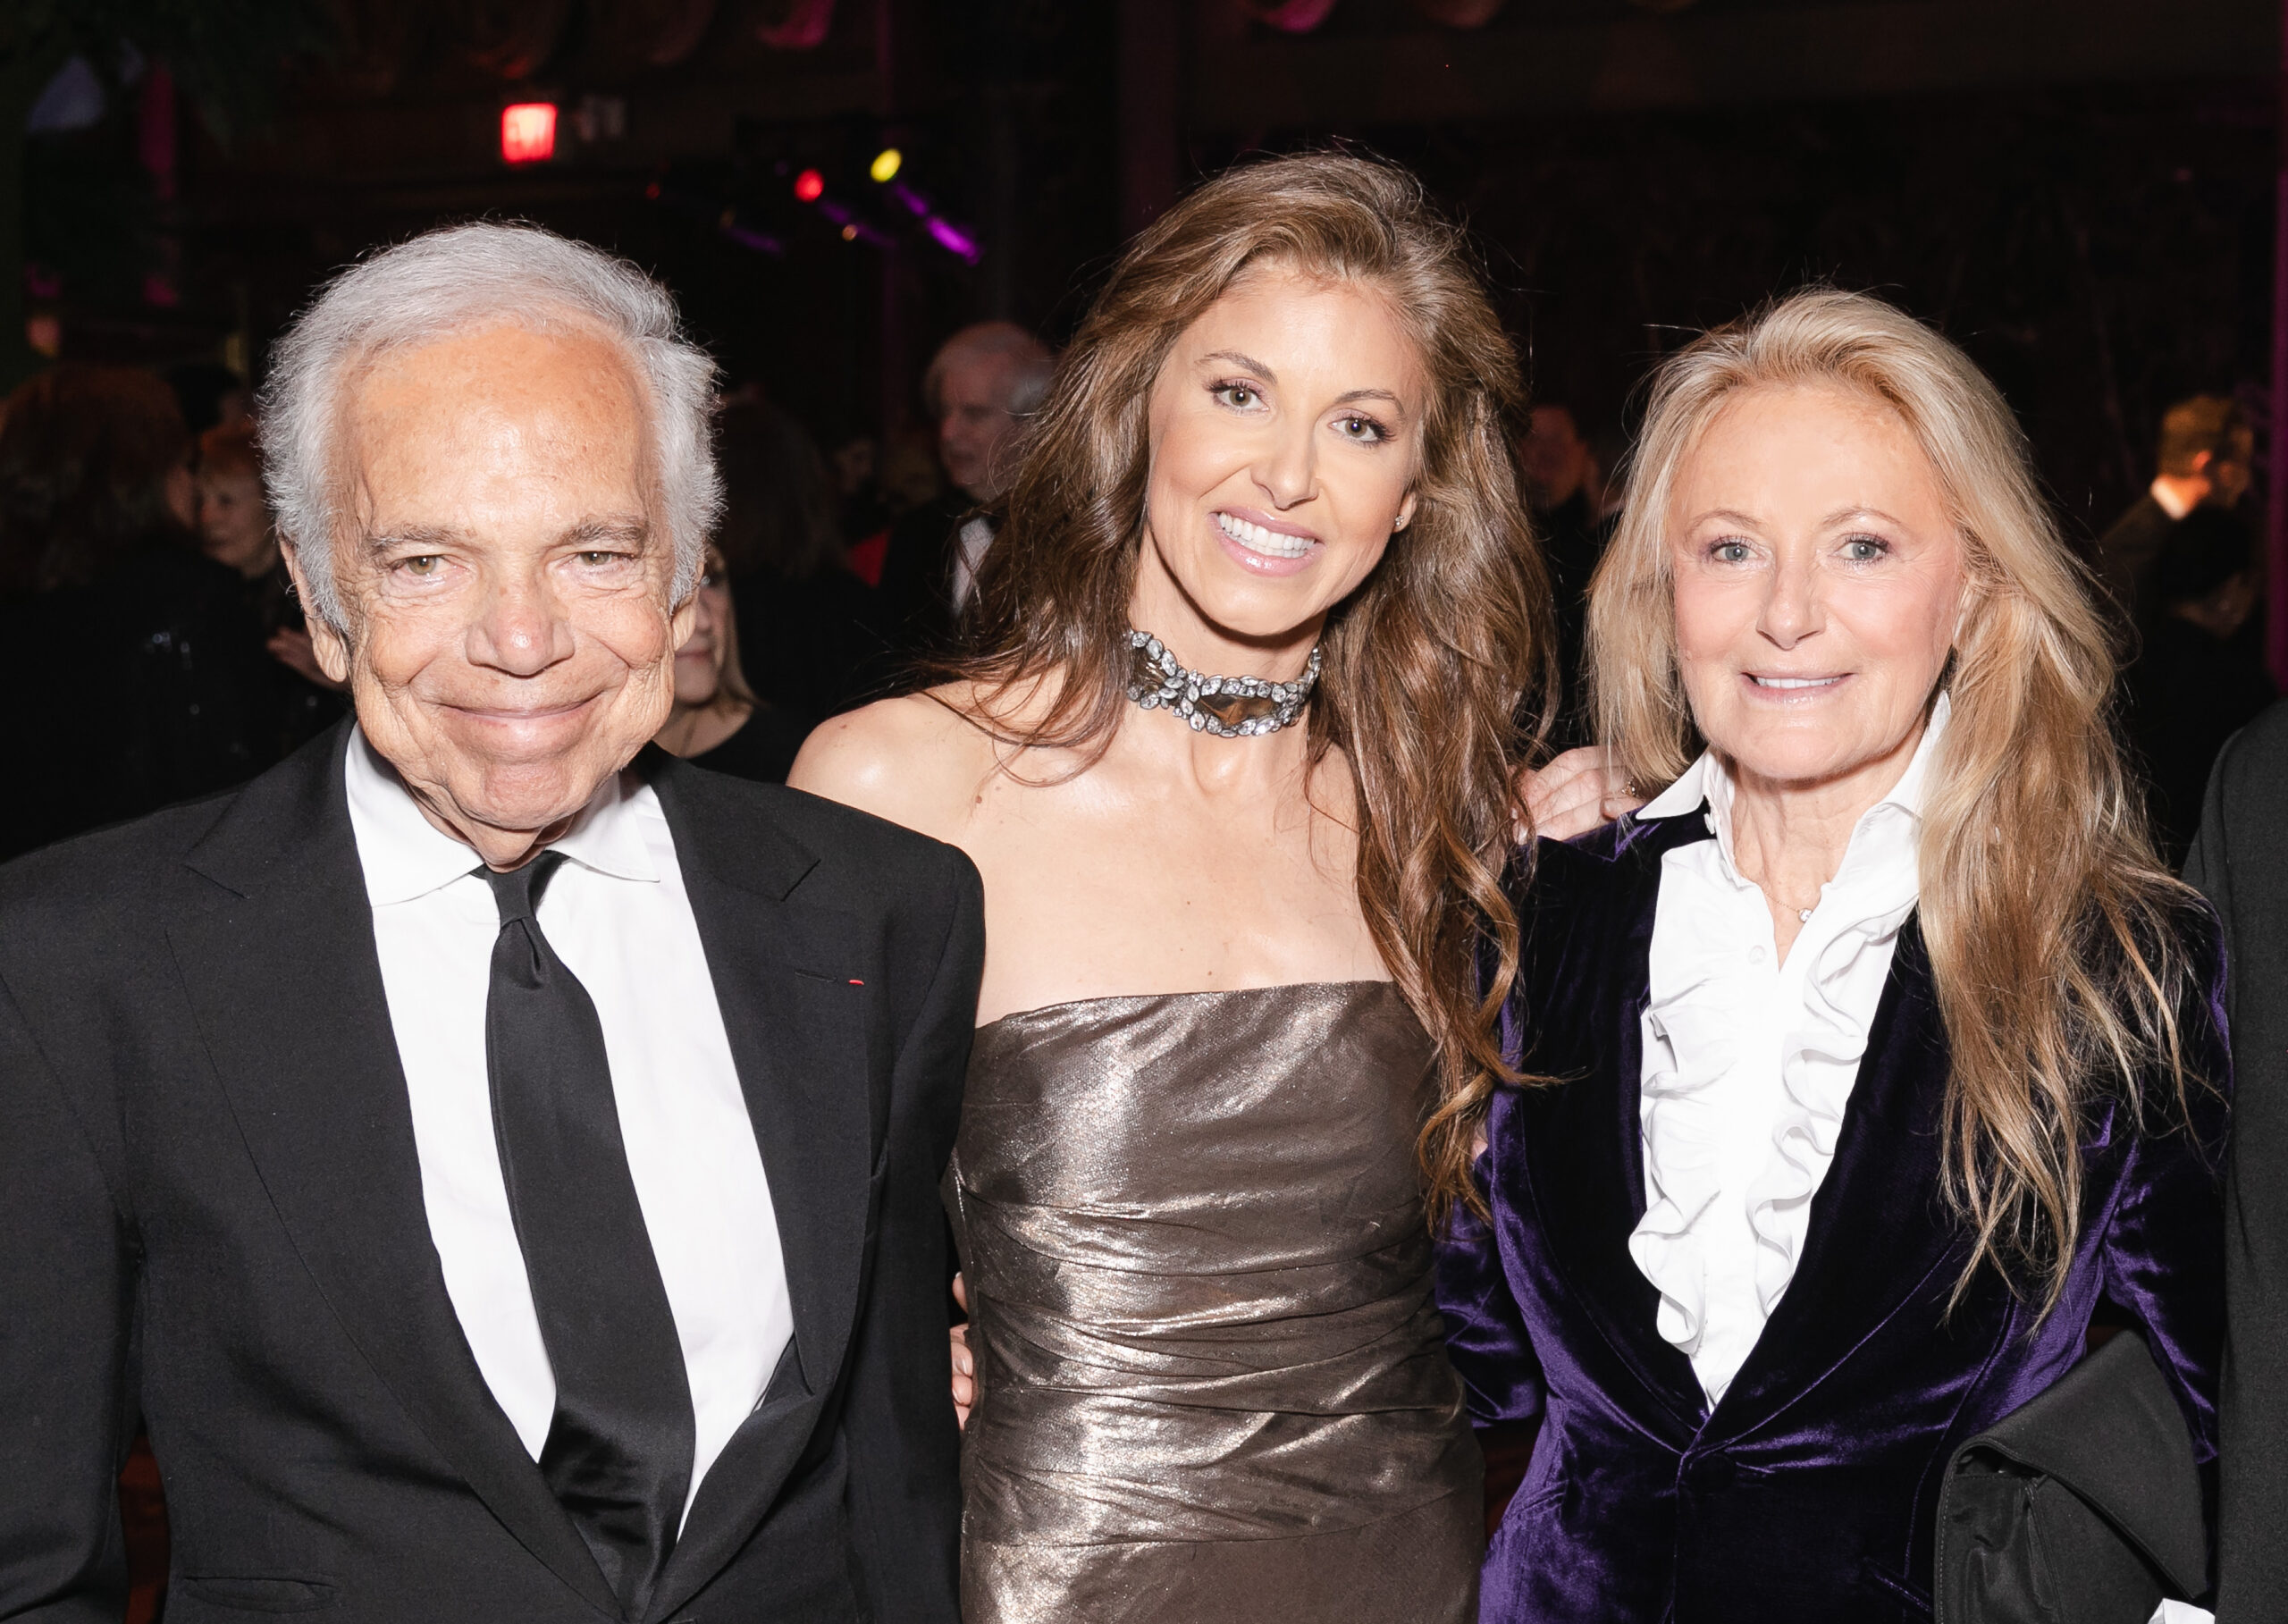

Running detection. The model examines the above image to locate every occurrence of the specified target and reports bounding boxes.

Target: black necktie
[483,852,694,1620]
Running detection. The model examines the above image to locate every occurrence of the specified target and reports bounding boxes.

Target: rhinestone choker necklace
[1125,629,1321,737]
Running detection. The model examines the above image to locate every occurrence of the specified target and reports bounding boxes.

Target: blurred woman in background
[1439,290,2226,1621]
[196,417,280,581]
[198,417,346,754]
[713,391,880,715]
[0,365,278,858]
[652,544,812,782]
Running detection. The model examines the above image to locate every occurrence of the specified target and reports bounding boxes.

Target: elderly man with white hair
[873,320,1055,661]
[0,223,978,1624]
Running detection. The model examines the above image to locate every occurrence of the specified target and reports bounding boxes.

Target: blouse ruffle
[1627,700,1943,1406]
[1629,879,1754,1360]
[1743,899,1914,1312]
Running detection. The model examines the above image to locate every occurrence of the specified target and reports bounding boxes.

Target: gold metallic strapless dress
[945,981,1484,1623]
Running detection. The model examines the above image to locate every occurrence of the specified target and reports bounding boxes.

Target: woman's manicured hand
[951,1272,976,1429]
[1518,746,1643,842]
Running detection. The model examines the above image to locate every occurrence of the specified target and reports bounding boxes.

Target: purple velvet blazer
[1437,812,2230,1623]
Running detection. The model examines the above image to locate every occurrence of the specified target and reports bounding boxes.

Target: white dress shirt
[1628,696,1947,1409]
[345,730,792,1520]
[949,516,994,616]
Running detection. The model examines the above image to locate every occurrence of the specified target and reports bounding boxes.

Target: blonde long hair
[1587,289,2203,1311]
[952,153,1552,1203]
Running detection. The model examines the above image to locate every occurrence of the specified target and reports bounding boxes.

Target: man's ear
[281,543,355,686]
[669,588,699,652]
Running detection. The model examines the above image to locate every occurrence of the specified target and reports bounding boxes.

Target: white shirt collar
[2149,476,2197,522]
[344,726,659,907]
[1636,690,1951,881]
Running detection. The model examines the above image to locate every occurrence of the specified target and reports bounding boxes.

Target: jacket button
[1685,1452,1736,1491]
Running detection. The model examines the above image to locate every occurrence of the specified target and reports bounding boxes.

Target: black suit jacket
[2094,492,2176,635]
[867,498,975,674]
[2186,698,2288,1622]
[0,725,982,1624]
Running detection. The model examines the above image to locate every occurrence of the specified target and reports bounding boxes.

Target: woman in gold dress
[791,152,1565,1623]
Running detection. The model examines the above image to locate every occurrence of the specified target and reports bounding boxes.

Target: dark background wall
[1239,81,2276,541]
[20,0,2282,542]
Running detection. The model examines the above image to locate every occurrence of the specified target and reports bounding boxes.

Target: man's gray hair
[921,320,1055,419]
[258,222,721,629]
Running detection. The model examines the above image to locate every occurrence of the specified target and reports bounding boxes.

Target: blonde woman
[651,546,811,782]
[1435,290,2228,1620]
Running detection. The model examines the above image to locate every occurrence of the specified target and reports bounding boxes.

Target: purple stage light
[925,216,981,263]
[721,224,785,257]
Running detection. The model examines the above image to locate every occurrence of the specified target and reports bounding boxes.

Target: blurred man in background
[871,320,1054,667]
[931,320,1054,509]
[2098,393,2254,637]
[2124,504,2275,864]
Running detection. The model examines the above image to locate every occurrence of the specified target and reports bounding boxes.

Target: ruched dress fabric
[946,980,1483,1623]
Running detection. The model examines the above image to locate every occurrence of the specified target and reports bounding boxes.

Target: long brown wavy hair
[950,152,1552,1205]
[1587,289,2207,1312]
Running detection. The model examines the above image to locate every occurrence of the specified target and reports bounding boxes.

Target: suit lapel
[167,728,617,1617]
[1707,921,1966,1438]
[642,759,878,1621]
[1524,820,1710,1440]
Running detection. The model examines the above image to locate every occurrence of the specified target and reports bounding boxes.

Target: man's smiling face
[295,319,693,866]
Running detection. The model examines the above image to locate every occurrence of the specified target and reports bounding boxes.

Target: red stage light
[794,168,825,202]
[500,102,558,165]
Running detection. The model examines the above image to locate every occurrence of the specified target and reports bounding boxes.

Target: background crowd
[0,328,2269,870]
[0,310,1056,862]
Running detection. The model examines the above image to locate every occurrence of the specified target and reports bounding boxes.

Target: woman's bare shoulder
[787,685,1003,841]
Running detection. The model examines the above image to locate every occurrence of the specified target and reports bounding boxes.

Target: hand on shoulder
[1518,745,1644,843]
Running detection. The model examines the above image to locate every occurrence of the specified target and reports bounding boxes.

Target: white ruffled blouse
[1628,695,1948,1409]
